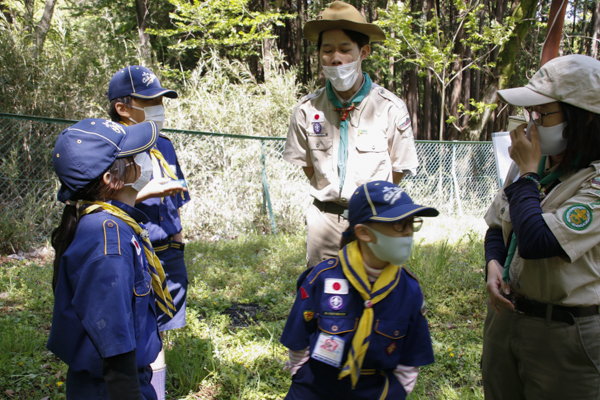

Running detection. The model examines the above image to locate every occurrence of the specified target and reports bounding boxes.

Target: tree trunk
[469,0,539,141]
[461,46,472,128]
[591,0,600,58]
[295,0,303,76]
[541,0,568,65]
[448,21,465,141]
[34,0,57,55]
[423,70,432,140]
[135,0,152,65]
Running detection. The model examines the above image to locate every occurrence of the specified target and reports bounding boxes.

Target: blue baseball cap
[346,181,439,235]
[107,66,178,101]
[53,118,158,202]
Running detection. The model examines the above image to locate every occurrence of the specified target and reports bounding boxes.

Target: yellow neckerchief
[338,241,401,388]
[118,121,183,201]
[79,201,176,317]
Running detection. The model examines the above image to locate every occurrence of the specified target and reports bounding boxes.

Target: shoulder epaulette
[102,219,122,256]
[374,85,407,111]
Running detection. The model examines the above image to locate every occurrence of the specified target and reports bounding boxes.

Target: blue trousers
[155,242,188,332]
[66,366,156,399]
[285,359,406,400]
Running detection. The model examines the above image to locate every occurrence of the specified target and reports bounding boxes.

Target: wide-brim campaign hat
[303,1,386,43]
[497,54,600,115]
[346,181,438,233]
[107,66,178,101]
[53,118,158,202]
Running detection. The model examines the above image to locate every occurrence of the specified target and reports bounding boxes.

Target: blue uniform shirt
[47,200,162,378]
[135,135,190,243]
[281,257,434,372]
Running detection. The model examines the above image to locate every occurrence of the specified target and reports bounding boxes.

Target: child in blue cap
[48,118,175,399]
[280,181,437,399]
[107,66,191,398]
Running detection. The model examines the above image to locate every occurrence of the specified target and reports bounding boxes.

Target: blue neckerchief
[326,72,372,190]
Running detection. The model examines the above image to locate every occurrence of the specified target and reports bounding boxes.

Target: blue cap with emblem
[53,118,158,202]
[345,181,439,237]
[107,65,178,101]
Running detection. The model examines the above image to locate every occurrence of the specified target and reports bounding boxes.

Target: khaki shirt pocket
[353,130,390,184]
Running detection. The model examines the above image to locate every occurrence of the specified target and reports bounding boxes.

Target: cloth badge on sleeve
[399,116,411,130]
[303,310,315,322]
[589,199,600,209]
[324,278,349,295]
[591,177,600,189]
[131,235,142,255]
[328,295,344,311]
[564,204,593,230]
[300,287,309,300]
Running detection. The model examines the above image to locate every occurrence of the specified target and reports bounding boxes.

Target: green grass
[0,218,487,399]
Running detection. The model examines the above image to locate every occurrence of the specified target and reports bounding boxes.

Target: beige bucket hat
[497,54,600,115]
[303,1,386,43]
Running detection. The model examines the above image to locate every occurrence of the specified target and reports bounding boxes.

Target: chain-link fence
[0,113,499,249]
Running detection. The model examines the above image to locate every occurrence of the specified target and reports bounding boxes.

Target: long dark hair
[558,102,600,172]
[50,157,133,291]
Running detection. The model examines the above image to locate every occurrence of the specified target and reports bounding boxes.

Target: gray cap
[497,54,600,114]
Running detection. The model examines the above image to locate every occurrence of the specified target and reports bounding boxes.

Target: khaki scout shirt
[283,82,419,204]
[485,160,600,307]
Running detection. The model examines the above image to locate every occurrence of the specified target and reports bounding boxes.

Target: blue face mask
[364,226,413,266]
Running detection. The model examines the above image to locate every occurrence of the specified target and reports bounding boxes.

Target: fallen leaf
[5,389,15,398]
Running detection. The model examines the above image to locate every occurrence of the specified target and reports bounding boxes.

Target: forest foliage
[1,0,599,140]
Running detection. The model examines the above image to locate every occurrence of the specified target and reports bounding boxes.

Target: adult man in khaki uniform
[283,1,419,267]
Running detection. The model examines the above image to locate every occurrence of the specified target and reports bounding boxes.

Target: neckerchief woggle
[326,73,372,190]
[79,201,176,317]
[119,121,183,202]
[503,156,562,283]
[338,241,401,388]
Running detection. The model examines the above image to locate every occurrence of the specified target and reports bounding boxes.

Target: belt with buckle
[313,199,347,216]
[152,238,185,253]
[514,297,599,325]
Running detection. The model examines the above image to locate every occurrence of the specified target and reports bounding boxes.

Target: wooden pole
[540,0,567,66]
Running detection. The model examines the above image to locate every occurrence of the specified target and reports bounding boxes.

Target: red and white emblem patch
[324,278,349,295]
[311,111,325,123]
[131,235,142,256]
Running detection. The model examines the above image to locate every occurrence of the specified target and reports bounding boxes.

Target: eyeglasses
[390,217,423,233]
[524,107,560,126]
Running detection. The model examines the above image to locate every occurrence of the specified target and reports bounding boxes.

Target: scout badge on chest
[309,111,326,136]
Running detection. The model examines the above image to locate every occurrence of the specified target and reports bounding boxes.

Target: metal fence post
[451,141,464,215]
[261,140,277,234]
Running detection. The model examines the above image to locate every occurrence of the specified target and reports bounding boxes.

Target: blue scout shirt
[281,257,434,373]
[135,135,191,243]
[47,200,162,378]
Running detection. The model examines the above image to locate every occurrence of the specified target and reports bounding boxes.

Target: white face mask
[322,60,362,92]
[526,120,568,156]
[130,105,166,131]
[124,152,153,192]
[365,227,413,266]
